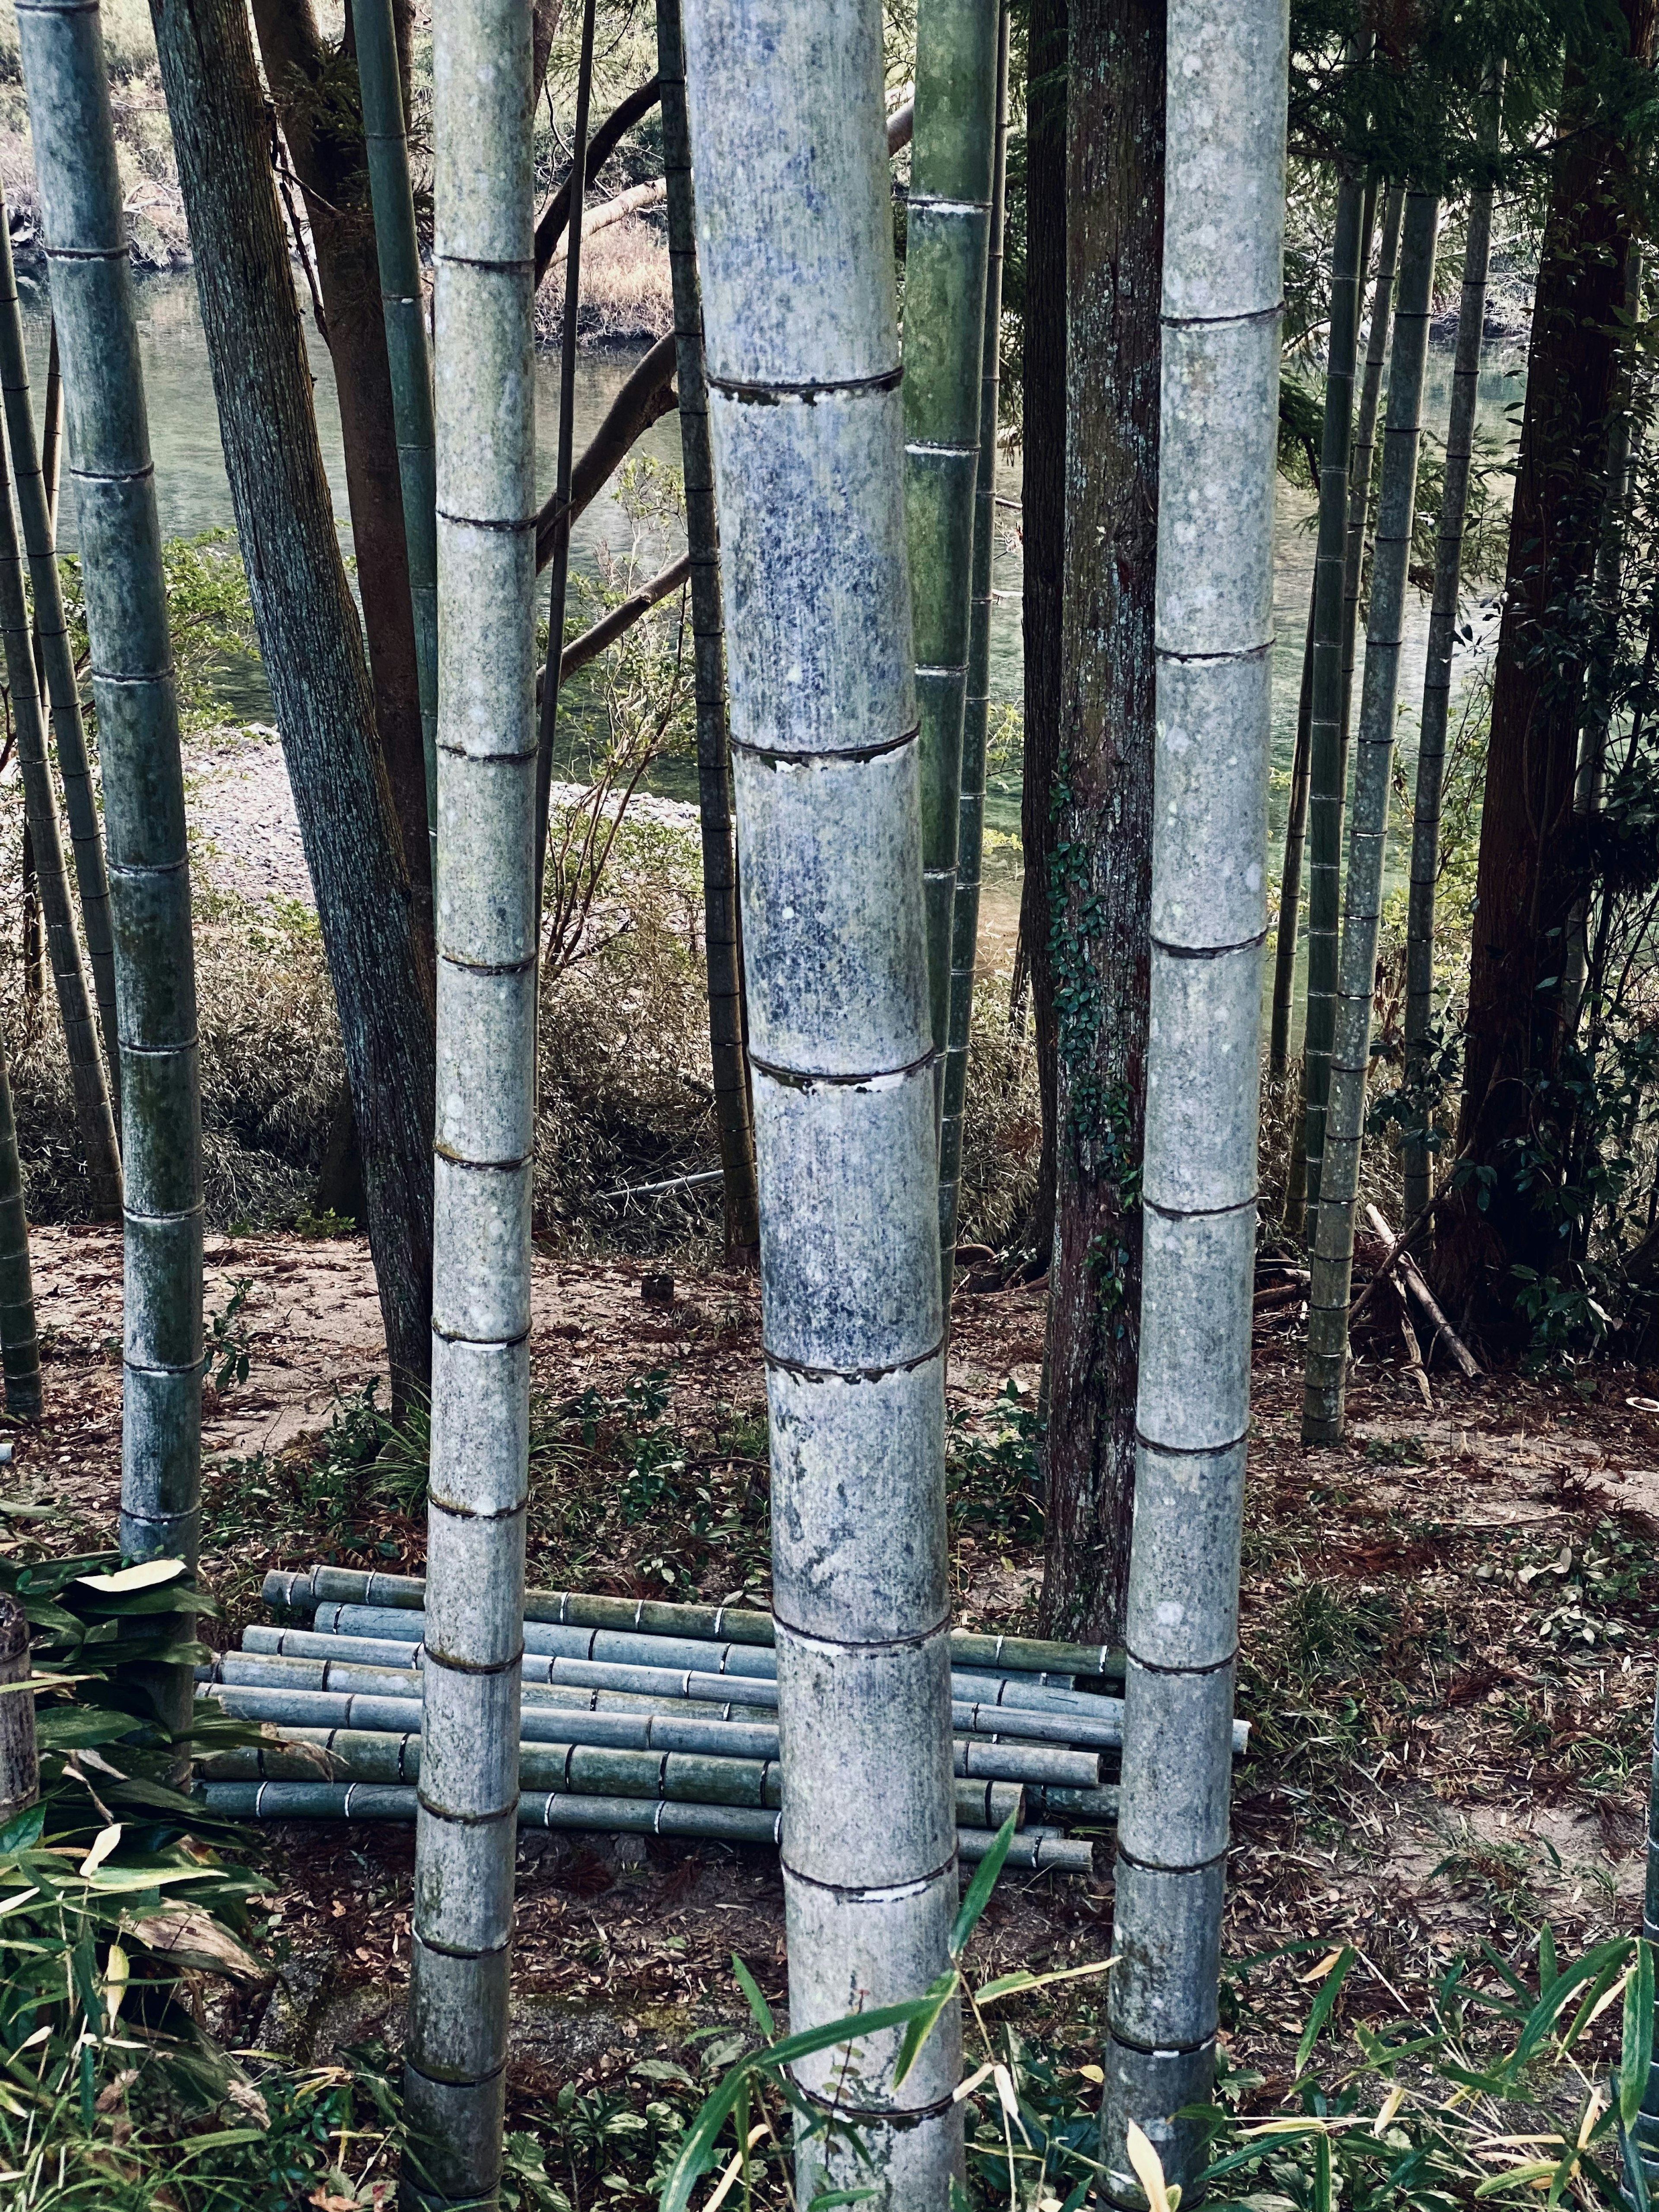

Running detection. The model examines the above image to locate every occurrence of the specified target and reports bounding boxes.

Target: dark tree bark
[250,0,433,952]
[1016,0,1066,1276]
[1442,0,1657,1337]
[1038,0,1162,1644]
[149,0,436,1407]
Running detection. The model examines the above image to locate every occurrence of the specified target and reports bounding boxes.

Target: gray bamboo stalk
[0,1047,39,1419]
[16,0,203,1639]
[655,0,760,1263]
[680,2,963,2199]
[1303,189,1439,1449]
[1098,0,1287,2189]
[0,405,121,1216]
[352,0,438,880]
[939,1,1010,1273]
[1268,603,1315,1078]
[0,238,121,1111]
[1403,97,1500,1224]
[403,0,536,2199]
[1339,185,1405,754]
[0,1590,37,1824]
[1295,172,1367,1236]
[907,0,998,1109]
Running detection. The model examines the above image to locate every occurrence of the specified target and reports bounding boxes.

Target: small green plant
[292,1205,357,1239]
[207,1274,254,1393]
[947,1381,1045,1552]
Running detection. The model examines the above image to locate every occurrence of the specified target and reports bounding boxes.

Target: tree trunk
[1038,0,1162,1649]
[682,0,963,2198]
[655,0,760,1265]
[1304,189,1439,1446]
[938,5,1011,1277]
[0,1590,37,1824]
[19,0,204,1754]
[907,0,998,1096]
[401,0,536,2196]
[1402,84,1500,1224]
[0,1049,39,1421]
[148,0,438,1411]
[1339,186,1403,755]
[1442,0,1657,1335]
[1268,604,1314,1077]
[1016,0,1067,1273]
[1098,0,1285,2188]
[250,0,434,950]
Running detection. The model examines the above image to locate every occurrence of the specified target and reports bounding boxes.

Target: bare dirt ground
[9,1228,1659,2190]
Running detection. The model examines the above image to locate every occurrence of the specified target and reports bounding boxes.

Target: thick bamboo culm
[0,1048,39,1417]
[16,0,205,1663]
[907,0,998,1107]
[1295,170,1366,1235]
[1303,191,1439,1449]
[408,0,537,2200]
[264,1563,1125,1680]
[1339,187,1405,755]
[0,240,121,1220]
[0,201,121,1112]
[1403,95,1500,1224]
[1268,610,1316,1080]
[938,0,1010,1270]
[1099,0,1287,2196]
[351,0,438,869]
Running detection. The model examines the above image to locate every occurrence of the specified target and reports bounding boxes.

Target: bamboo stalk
[0,221,121,1110]
[1303,191,1440,1448]
[656,0,760,1264]
[351,0,439,877]
[1269,606,1315,1081]
[1296,170,1367,1235]
[908,0,999,1129]
[1339,187,1405,763]
[938,3,1010,1272]
[0,271,121,1217]
[408,0,537,2197]
[1403,88,1500,1223]
[1098,0,1287,2192]
[17,0,204,1703]
[0,1591,35,1825]
[0,1046,39,1419]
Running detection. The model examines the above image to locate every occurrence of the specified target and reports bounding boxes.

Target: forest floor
[9,1227,1659,2199]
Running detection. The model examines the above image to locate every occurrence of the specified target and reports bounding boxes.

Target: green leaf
[1621,1941,1654,2129]
[0,1804,44,1855]
[732,1953,775,2039]
[891,1970,958,2091]
[1313,2128,1332,2212]
[1540,1925,1560,1993]
[950,1812,1017,1960]
[806,2194,877,2207]
[1295,1947,1355,2078]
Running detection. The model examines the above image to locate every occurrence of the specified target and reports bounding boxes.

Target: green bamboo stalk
[1098,0,1286,2189]
[1268,603,1316,1079]
[938,0,1010,1272]
[680,3,963,2197]
[655,0,760,1263]
[0,1046,39,1418]
[0,250,121,1112]
[1303,190,1439,1448]
[405,0,537,2199]
[1338,186,1405,758]
[351,0,438,877]
[1404,93,1500,1223]
[907,0,999,1114]
[0,341,121,1217]
[1296,171,1368,1236]
[16,0,203,1653]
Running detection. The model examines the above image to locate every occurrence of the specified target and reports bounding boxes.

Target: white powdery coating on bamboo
[408,0,535,2203]
[682,2,961,2201]
[1103,0,1287,2196]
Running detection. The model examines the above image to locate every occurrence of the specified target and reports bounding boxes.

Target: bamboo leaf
[73,1560,188,1595]
[950,1812,1016,1959]
[731,1954,775,2039]
[1127,2121,1172,2212]
[893,1970,959,2090]
[1295,1945,1355,2077]
[1621,1942,1654,2128]
[974,1958,1112,2006]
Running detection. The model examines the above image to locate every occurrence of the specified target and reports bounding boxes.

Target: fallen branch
[1253,1271,1309,1312]
[594,1167,723,1204]
[544,178,667,273]
[1363,1202,1481,1379]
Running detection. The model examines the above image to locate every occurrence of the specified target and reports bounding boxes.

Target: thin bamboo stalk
[0,228,121,1109]
[1268,605,1315,1078]
[17,0,204,1691]
[0,273,121,1217]
[1403,98,1500,1223]
[938,1,1010,1271]
[268,1562,1125,1679]
[1296,172,1367,1234]
[351,0,438,876]
[0,1055,38,1418]
[1098,0,1287,2190]
[655,0,760,1262]
[1303,191,1440,1448]
[907,0,999,1122]
[1339,186,1405,758]
[408,0,537,2198]
[0,1591,35,1824]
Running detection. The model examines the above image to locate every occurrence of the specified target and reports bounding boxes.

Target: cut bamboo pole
[907,0,999,1116]
[0,1591,35,1826]
[1338,186,1404,759]
[938,0,1010,1270]
[1303,191,1439,1448]
[0,1046,39,1419]
[408,0,537,2198]
[0,203,121,1111]
[1403,87,1500,1224]
[351,0,438,874]
[1099,0,1286,2193]
[16,0,204,1673]
[1362,1202,1480,1378]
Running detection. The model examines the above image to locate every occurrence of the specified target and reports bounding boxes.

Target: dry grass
[536,216,675,347]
